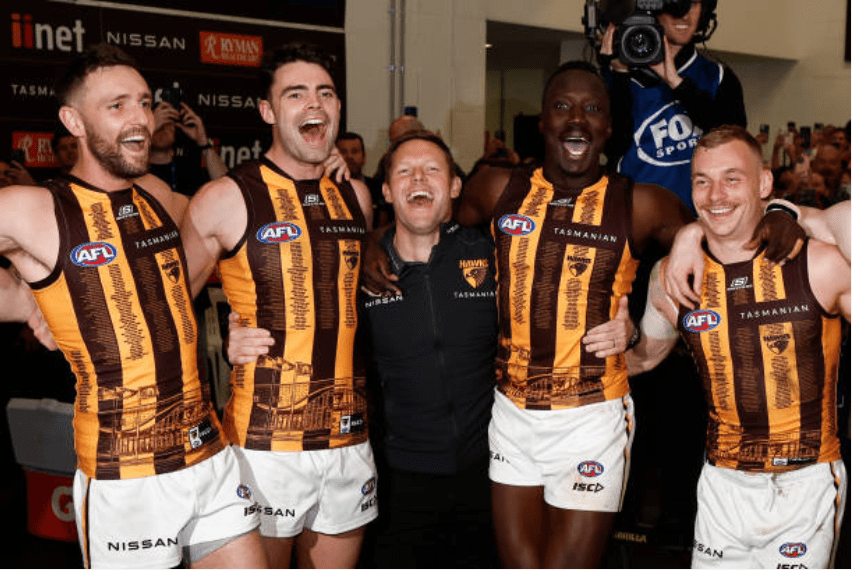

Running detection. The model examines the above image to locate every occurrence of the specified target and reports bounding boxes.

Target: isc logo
[683,309,721,333]
[71,242,117,267]
[577,460,604,477]
[498,214,535,236]
[779,542,807,558]
[256,222,301,244]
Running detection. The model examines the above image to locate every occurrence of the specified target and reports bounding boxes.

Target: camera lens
[621,24,662,64]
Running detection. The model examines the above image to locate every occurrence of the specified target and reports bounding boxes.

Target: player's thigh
[543,506,617,568]
[295,526,365,569]
[491,482,547,568]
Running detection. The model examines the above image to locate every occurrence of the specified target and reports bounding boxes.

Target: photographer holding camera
[598,0,746,212]
[149,88,228,196]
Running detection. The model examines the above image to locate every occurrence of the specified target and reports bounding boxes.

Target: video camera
[583,0,717,68]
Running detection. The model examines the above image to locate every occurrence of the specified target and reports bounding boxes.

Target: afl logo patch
[498,214,535,236]
[779,542,806,558]
[257,222,301,244]
[578,461,604,477]
[71,242,117,267]
[683,309,721,333]
[361,477,376,496]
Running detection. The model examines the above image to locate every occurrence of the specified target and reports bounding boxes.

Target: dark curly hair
[259,42,337,101]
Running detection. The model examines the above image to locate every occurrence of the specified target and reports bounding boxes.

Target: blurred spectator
[772,130,805,172]
[337,132,369,180]
[336,132,388,226]
[0,161,14,188]
[468,135,522,178]
[388,115,424,144]
[811,143,845,195]
[0,156,36,186]
[148,100,227,196]
[51,123,78,175]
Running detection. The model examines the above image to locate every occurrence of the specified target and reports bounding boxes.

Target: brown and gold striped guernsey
[30,177,224,480]
[491,168,639,410]
[677,243,842,472]
[219,158,367,452]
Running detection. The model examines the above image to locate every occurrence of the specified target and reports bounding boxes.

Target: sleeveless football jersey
[677,244,842,472]
[219,159,368,451]
[31,177,224,480]
[491,168,639,410]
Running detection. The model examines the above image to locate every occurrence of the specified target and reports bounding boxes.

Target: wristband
[626,324,642,350]
[198,142,214,151]
[765,199,800,221]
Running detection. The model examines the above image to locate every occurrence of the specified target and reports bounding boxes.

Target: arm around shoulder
[181,176,246,297]
[0,266,37,323]
[807,238,851,321]
[800,201,850,262]
[626,259,681,375]
[455,165,512,227]
[135,173,189,225]
[631,182,695,253]
[350,178,373,231]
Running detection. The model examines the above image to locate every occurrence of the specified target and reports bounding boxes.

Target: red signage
[199,31,262,67]
[12,131,57,167]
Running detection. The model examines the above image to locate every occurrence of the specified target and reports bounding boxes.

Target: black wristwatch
[626,324,642,350]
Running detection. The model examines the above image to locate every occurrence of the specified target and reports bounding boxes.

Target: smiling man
[601,0,746,211]
[361,131,500,568]
[180,43,374,568]
[454,61,693,568]
[0,44,265,568]
[626,125,849,568]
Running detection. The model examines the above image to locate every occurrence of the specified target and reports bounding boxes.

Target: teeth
[301,119,324,127]
[407,190,433,202]
[122,136,145,143]
[563,138,589,157]
[708,207,733,215]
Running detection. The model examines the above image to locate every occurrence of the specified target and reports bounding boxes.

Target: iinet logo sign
[11,13,86,52]
[200,31,262,67]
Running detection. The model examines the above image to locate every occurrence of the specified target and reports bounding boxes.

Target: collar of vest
[382,220,460,273]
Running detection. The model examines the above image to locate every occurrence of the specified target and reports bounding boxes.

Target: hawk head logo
[162,260,181,283]
[569,262,588,277]
[344,248,359,270]
[464,266,488,288]
[766,338,789,355]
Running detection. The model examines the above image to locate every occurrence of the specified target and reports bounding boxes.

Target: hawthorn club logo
[344,247,359,270]
[763,333,791,355]
[460,259,489,288]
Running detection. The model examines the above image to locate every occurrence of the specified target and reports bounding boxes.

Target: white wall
[346,0,851,173]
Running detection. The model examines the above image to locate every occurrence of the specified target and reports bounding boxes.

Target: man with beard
[0,45,265,568]
[179,43,374,568]
[450,60,695,568]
